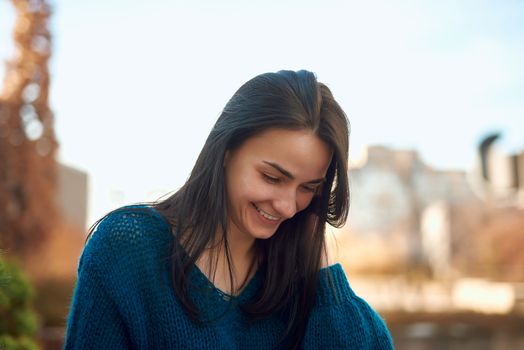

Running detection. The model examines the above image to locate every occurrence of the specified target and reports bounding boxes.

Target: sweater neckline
[191,263,261,303]
[139,204,261,303]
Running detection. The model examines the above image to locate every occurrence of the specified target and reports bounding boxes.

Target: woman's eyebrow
[263,161,294,179]
[262,161,325,184]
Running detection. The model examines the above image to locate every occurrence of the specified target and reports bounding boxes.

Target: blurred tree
[0,255,39,350]
[0,0,59,258]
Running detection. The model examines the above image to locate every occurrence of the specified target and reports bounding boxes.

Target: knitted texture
[64,206,394,349]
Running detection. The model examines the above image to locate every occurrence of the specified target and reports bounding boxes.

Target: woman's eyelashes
[300,184,317,193]
[262,173,280,184]
[262,173,318,193]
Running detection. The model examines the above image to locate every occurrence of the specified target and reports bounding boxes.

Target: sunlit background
[1,0,523,349]
[2,0,524,224]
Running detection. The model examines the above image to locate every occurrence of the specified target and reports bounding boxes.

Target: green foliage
[0,335,38,350]
[0,257,39,350]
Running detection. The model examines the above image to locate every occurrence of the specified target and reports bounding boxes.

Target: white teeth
[254,205,279,221]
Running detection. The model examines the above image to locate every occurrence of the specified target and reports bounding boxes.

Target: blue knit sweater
[65,207,393,349]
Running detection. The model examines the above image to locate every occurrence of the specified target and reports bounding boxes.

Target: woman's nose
[273,190,298,219]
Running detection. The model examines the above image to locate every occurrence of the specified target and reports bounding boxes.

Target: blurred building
[56,163,88,231]
[22,162,88,280]
[478,133,524,207]
[339,145,484,277]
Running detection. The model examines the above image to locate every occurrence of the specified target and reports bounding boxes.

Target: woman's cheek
[297,193,315,212]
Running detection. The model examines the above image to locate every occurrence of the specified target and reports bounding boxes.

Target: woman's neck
[195,228,257,296]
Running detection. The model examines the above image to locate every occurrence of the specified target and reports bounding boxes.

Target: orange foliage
[0,0,59,259]
[24,221,85,281]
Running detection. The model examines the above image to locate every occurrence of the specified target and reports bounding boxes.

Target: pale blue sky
[1,0,523,224]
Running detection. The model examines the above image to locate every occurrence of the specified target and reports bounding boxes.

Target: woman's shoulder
[316,263,356,304]
[81,205,173,269]
[317,263,382,313]
[307,263,394,348]
[94,204,169,234]
[316,263,390,329]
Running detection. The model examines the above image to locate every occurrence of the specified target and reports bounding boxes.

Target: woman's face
[224,128,332,243]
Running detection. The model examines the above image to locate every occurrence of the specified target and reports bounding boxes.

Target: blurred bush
[0,256,39,350]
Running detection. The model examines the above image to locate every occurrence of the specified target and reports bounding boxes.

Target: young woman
[65,70,394,349]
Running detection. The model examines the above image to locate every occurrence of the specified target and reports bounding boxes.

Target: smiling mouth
[253,204,280,221]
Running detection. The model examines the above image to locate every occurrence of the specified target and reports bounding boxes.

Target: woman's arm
[64,257,131,349]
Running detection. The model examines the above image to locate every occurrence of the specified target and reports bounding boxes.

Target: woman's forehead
[237,128,332,178]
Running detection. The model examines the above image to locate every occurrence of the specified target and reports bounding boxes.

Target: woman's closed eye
[300,184,318,193]
[263,173,319,193]
[262,173,280,184]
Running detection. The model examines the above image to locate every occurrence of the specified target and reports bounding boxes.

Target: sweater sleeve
[64,206,171,350]
[302,264,394,350]
[64,254,132,350]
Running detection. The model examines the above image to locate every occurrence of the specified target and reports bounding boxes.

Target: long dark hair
[154,70,350,348]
